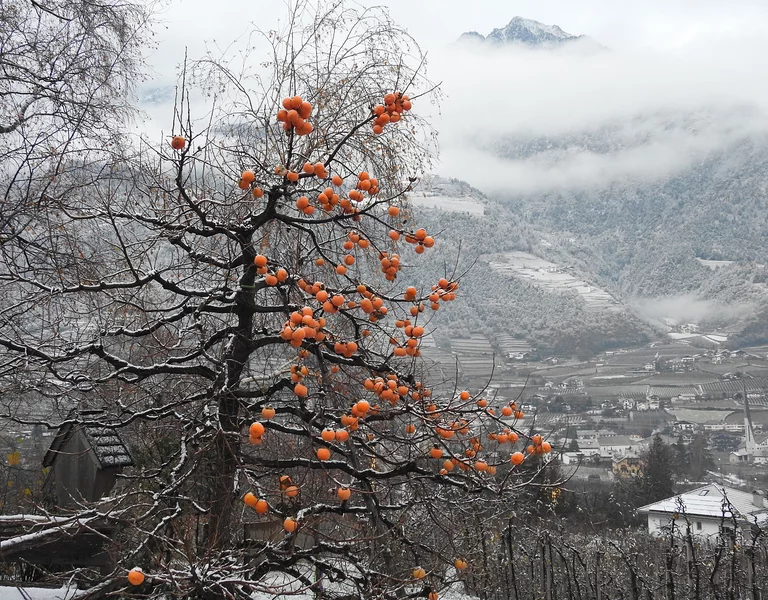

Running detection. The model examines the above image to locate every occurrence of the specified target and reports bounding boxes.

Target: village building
[612,456,644,478]
[598,435,641,459]
[574,439,600,457]
[638,484,768,538]
[672,420,697,434]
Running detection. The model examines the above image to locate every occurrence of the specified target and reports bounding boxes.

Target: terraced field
[487,251,619,310]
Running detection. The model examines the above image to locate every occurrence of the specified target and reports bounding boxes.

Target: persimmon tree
[0,1,555,597]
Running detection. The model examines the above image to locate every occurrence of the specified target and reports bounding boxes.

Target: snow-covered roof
[598,435,636,446]
[43,410,133,469]
[638,484,768,522]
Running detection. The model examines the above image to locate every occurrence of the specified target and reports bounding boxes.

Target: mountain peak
[459,17,599,49]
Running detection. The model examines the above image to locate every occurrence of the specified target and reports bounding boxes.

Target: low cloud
[427,38,768,194]
[630,294,756,328]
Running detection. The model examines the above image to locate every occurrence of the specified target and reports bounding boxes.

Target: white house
[638,484,768,539]
[598,435,638,458]
[560,451,585,465]
[574,440,600,457]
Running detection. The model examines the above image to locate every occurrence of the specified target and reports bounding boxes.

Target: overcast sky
[144,0,768,194]
[149,0,768,61]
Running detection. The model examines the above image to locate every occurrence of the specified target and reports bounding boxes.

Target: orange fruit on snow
[316,447,331,461]
[170,136,185,150]
[510,452,525,466]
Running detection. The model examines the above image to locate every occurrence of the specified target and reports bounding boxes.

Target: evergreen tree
[672,433,689,478]
[640,434,675,503]
[688,433,714,480]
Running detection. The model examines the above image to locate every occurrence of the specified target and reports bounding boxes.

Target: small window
[696,521,702,530]
[699,490,709,496]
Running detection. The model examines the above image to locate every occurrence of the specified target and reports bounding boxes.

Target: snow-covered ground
[0,587,75,599]
[487,251,618,309]
[668,332,728,344]
[0,574,478,600]
[247,571,476,600]
[696,258,735,270]
[411,195,485,216]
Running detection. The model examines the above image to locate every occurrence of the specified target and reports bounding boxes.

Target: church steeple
[744,380,757,452]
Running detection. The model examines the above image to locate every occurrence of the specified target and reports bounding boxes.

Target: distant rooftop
[638,484,768,522]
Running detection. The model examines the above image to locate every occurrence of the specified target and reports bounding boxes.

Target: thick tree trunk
[206,243,256,549]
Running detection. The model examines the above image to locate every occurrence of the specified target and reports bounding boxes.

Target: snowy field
[696,258,735,270]
[668,332,729,344]
[487,251,618,309]
[411,195,485,216]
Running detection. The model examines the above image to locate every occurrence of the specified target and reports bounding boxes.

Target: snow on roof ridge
[637,483,767,519]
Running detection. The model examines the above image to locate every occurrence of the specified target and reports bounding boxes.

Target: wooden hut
[42,410,133,508]
[0,411,134,574]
